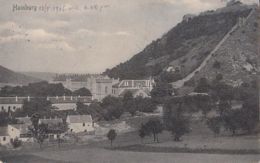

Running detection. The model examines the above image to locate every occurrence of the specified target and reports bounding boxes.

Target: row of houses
[0,96,92,113]
[0,115,94,146]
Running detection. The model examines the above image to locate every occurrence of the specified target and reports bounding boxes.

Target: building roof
[0,97,25,104]
[67,115,92,123]
[39,118,63,125]
[0,96,92,104]
[9,124,30,135]
[16,117,32,124]
[96,79,113,83]
[112,83,120,88]
[0,127,8,136]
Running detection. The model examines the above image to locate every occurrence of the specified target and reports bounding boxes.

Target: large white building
[52,75,119,101]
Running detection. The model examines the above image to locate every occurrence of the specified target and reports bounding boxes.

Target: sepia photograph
[0,0,260,162]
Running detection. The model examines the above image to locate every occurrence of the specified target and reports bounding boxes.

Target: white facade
[8,124,33,142]
[0,135,10,145]
[66,115,94,133]
[0,104,22,112]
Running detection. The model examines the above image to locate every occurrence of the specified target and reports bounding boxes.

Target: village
[0,0,260,162]
[0,75,157,148]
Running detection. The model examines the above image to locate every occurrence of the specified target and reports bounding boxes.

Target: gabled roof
[0,97,25,104]
[39,118,63,125]
[112,83,120,88]
[67,115,92,123]
[9,124,30,134]
[16,117,32,124]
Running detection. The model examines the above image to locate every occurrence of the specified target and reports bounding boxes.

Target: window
[83,123,85,127]
[70,129,73,132]
[3,137,6,141]
[1,106,4,111]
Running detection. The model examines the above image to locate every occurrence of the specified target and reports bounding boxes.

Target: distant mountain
[0,65,41,85]
[104,3,257,86]
[22,72,56,82]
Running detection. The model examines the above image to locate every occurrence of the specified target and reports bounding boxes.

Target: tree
[239,95,258,133]
[163,98,190,141]
[207,117,222,137]
[170,117,190,141]
[139,125,147,144]
[107,129,117,147]
[135,97,157,113]
[193,94,212,118]
[73,88,92,96]
[11,138,22,148]
[194,78,211,93]
[212,60,221,69]
[222,110,241,136]
[101,96,124,120]
[123,91,136,116]
[151,81,173,104]
[29,113,48,148]
[143,119,163,143]
[20,98,52,117]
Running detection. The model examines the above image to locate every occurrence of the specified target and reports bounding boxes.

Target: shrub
[11,138,22,148]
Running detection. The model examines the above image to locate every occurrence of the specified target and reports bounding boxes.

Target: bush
[207,117,222,136]
[11,138,22,148]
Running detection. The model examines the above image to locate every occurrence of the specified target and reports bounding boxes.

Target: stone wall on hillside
[193,9,259,85]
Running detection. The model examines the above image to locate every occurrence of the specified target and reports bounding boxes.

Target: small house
[66,115,94,134]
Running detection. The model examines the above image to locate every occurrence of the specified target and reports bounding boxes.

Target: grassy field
[32,148,260,163]
[1,117,259,163]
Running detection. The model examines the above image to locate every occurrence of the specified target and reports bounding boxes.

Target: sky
[0,0,257,73]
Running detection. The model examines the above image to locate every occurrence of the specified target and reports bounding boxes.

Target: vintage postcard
[0,0,259,162]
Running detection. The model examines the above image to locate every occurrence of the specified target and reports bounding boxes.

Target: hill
[0,65,41,85]
[104,3,256,85]
[22,72,56,82]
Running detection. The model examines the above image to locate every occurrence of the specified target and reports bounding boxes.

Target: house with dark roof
[66,115,94,134]
[39,118,65,140]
